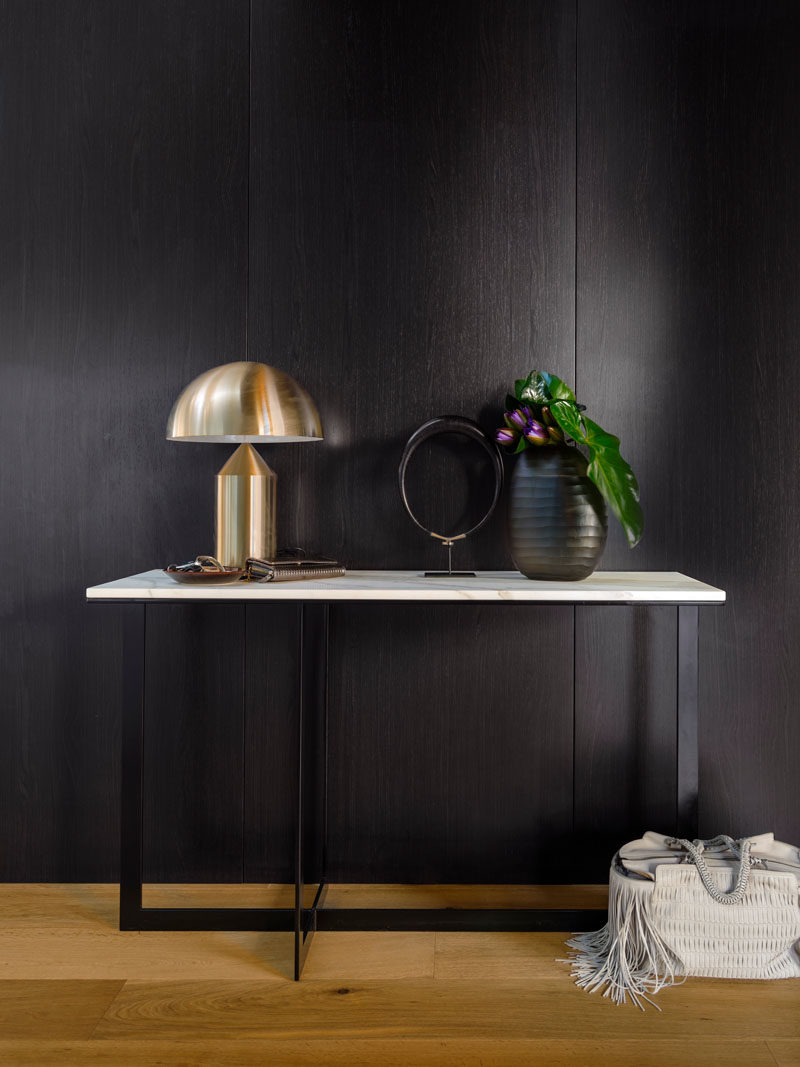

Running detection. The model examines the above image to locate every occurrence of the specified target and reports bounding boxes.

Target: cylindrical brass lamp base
[215,444,276,567]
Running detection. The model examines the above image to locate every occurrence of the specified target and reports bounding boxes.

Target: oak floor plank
[0,1038,780,1067]
[143,884,295,909]
[0,980,125,1040]
[0,928,294,981]
[768,1041,800,1067]
[302,933,435,980]
[435,931,572,979]
[0,885,121,927]
[0,928,434,982]
[319,884,609,910]
[0,882,608,917]
[91,977,800,1040]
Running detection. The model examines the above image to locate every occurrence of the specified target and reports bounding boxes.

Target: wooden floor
[0,884,798,1066]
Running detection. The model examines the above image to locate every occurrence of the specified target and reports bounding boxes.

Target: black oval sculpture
[399,416,503,576]
[508,444,607,580]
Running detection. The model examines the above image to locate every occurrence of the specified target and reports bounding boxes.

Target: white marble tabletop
[86,570,725,603]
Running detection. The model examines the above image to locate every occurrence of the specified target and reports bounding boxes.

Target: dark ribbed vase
[508,445,608,580]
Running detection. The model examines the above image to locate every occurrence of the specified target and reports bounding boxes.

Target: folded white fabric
[562,832,800,1009]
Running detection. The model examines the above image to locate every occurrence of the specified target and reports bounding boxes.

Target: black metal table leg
[676,604,699,839]
[120,602,146,929]
[118,601,296,937]
[294,602,329,979]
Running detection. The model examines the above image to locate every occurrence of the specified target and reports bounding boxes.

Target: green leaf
[539,372,577,404]
[548,399,586,444]
[582,417,643,548]
[517,372,552,406]
[512,434,528,454]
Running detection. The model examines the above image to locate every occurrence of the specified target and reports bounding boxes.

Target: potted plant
[495,371,642,580]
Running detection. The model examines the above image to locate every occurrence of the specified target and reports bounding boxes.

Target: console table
[86,570,725,978]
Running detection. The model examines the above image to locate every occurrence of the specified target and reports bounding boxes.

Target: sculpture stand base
[424,571,476,578]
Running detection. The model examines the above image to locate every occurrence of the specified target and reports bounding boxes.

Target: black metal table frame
[114,598,703,980]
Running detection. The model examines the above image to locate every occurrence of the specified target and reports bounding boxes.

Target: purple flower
[505,408,527,430]
[547,425,564,443]
[496,427,519,446]
[524,420,548,445]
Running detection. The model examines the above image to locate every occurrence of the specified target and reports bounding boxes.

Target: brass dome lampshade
[167,362,323,566]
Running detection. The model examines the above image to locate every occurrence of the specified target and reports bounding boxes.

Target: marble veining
[86,570,726,603]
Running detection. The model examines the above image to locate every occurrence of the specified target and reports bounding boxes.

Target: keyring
[398,416,503,576]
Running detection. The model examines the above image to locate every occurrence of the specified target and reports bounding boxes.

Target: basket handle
[670,836,754,904]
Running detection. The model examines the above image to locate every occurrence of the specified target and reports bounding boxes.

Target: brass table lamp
[166,362,323,566]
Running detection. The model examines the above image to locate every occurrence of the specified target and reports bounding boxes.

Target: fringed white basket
[564,852,800,1010]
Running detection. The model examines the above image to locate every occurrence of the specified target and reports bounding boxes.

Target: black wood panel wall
[1,0,798,883]
[246,0,577,883]
[577,0,800,863]
[0,0,249,880]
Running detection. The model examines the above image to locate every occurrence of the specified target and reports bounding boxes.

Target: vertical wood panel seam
[242,604,247,882]
[243,0,252,883]
[322,605,330,879]
[141,606,147,887]
[572,0,579,838]
[574,0,578,397]
[245,0,252,359]
[678,606,682,827]
[572,606,576,834]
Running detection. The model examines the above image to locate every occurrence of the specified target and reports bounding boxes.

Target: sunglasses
[165,555,226,574]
